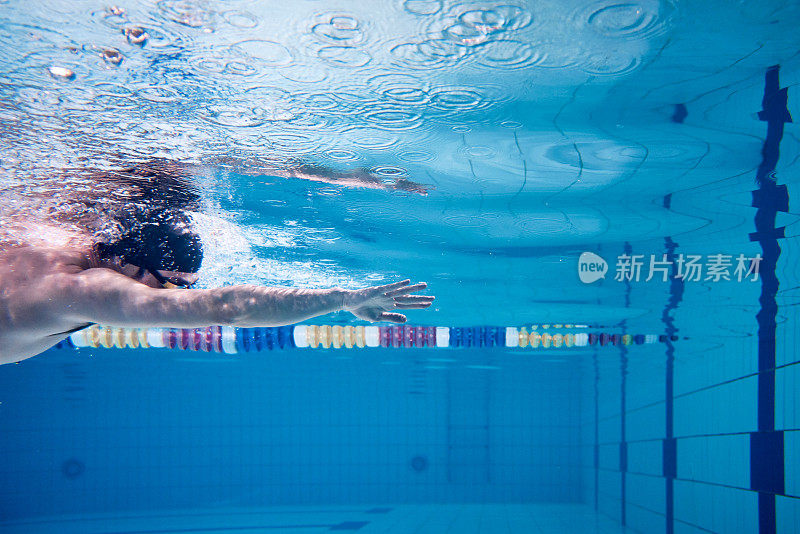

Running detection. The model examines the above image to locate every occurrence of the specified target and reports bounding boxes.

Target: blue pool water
[1,0,800,532]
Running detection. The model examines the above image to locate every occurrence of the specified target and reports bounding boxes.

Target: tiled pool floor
[0,504,632,534]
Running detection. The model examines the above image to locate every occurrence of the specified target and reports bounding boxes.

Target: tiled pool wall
[578,65,800,534]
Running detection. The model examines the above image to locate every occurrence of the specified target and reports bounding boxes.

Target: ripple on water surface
[436,3,534,46]
[579,0,674,39]
[0,0,675,212]
[229,39,294,67]
[344,128,400,150]
[311,14,364,45]
[317,46,372,68]
[158,0,216,28]
[222,10,259,29]
[403,0,444,16]
[582,50,641,76]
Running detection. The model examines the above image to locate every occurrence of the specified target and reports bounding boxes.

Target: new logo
[578,252,608,284]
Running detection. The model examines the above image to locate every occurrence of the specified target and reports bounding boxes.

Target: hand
[343,279,434,323]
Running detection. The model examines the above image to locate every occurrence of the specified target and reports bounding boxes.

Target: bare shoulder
[0,246,95,318]
[0,246,92,343]
[0,258,91,362]
[0,245,89,280]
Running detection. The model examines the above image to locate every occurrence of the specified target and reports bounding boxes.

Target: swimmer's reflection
[0,160,434,364]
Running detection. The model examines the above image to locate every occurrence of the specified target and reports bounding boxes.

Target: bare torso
[0,245,94,362]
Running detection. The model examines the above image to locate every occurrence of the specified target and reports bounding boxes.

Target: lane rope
[56,324,676,354]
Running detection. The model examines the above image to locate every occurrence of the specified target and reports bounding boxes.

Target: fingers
[374,279,410,292]
[379,312,407,323]
[393,295,434,304]
[385,282,427,297]
[393,294,434,309]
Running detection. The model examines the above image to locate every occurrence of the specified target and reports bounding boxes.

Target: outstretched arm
[56,269,433,329]
[287,164,429,195]
[205,156,429,195]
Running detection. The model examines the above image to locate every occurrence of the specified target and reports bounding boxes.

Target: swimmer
[0,161,434,364]
[206,156,429,195]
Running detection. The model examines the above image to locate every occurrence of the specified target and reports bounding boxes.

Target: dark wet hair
[89,159,204,275]
[97,209,203,274]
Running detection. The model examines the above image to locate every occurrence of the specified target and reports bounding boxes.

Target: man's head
[84,159,205,289]
[96,208,203,289]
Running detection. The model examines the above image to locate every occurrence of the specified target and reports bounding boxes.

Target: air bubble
[48,66,75,80]
[102,48,123,65]
[135,25,178,48]
[124,27,147,45]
